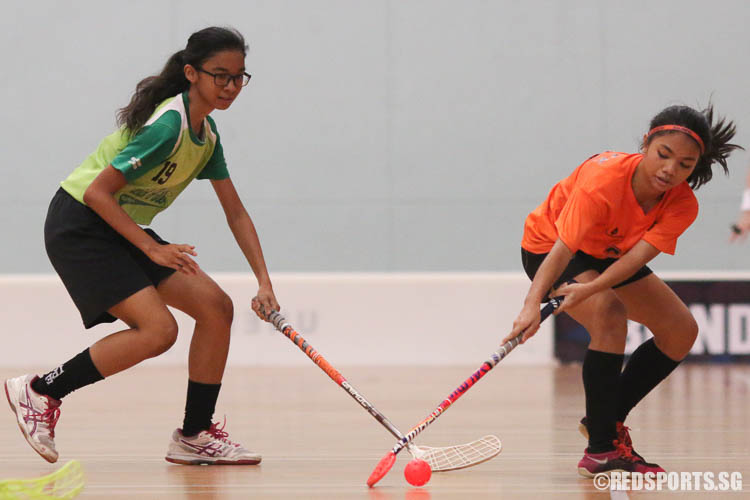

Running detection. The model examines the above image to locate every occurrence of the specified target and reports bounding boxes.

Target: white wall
[0,273,553,368]
[2,1,749,274]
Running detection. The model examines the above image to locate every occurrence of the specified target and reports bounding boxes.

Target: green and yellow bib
[61,92,229,225]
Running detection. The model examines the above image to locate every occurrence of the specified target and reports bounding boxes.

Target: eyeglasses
[198,68,252,87]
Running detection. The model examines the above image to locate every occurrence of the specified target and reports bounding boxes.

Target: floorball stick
[266,311,502,474]
[366,297,563,487]
[0,460,84,500]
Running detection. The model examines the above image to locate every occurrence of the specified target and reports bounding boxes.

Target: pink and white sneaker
[165,420,261,465]
[4,374,61,463]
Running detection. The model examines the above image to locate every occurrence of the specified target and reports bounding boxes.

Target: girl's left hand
[251,285,280,321]
[551,281,592,313]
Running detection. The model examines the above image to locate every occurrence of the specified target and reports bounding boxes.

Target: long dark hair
[117,27,247,133]
[643,104,743,190]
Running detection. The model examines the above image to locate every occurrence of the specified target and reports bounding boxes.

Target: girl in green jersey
[5,26,275,465]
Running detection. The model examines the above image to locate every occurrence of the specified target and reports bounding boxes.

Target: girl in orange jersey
[504,104,741,477]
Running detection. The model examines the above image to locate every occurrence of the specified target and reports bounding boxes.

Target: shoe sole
[165,455,261,466]
[578,466,630,478]
[4,379,58,463]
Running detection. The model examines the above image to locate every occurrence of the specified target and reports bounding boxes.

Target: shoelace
[207,418,239,447]
[613,439,636,462]
[26,398,61,438]
[616,422,633,448]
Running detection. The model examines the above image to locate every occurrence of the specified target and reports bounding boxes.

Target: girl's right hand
[147,243,200,274]
[251,287,279,322]
[502,301,542,345]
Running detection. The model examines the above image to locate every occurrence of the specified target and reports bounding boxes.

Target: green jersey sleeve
[111,111,181,181]
[197,116,229,180]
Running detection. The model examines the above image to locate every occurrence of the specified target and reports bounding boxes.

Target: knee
[683,315,699,346]
[142,315,179,357]
[195,290,234,329]
[202,290,234,328]
[218,292,234,325]
[590,296,628,337]
[654,315,698,361]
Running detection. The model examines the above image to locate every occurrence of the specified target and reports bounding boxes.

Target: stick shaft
[268,312,407,441]
[391,298,561,453]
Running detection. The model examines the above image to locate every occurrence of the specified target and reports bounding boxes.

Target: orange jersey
[521,152,698,258]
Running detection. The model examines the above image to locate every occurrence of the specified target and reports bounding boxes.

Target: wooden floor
[1,364,748,499]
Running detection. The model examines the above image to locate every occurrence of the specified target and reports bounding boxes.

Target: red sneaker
[578,417,664,472]
[578,439,647,477]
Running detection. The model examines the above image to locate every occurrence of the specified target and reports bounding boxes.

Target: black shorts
[44,187,176,329]
[521,247,652,299]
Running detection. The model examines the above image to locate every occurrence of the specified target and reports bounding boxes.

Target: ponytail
[644,103,743,190]
[117,50,189,133]
[697,105,742,189]
[117,27,247,134]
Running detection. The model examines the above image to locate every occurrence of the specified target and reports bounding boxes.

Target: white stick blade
[412,434,502,472]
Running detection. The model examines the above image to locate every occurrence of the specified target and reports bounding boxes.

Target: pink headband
[647,125,705,154]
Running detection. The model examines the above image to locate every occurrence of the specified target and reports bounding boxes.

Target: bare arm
[211,177,279,318]
[553,239,660,313]
[503,239,573,343]
[524,239,574,306]
[83,165,199,274]
[503,238,659,344]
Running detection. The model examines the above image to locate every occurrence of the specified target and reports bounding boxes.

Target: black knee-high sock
[182,380,222,437]
[583,349,624,453]
[616,338,680,422]
[31,348,104,401]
